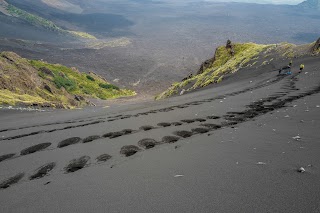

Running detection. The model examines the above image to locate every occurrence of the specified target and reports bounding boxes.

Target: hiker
[286,64,292,75]
[286,61,292,75]
[299,64,305,73]
[279,63,291,75]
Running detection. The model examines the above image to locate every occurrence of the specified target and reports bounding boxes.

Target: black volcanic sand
[0,56,320,212]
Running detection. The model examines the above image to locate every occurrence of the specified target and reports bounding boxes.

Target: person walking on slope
[299,64,305,73]
[278,62,292,75]
[287,60,293,75]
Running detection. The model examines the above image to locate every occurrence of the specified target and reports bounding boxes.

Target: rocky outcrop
[226,39,235,56]
[310,37,320,54]
[197,40,234,75]
[197,58,214,75]
[39,67,54,76]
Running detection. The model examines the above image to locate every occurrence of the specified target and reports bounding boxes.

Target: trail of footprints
[0,115,222,164]
[3,73,320,190]
[0,75,286,141]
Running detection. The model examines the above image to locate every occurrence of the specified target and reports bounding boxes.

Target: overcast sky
[203,0,305,4]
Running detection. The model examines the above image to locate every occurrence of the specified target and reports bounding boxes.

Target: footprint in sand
[29,162,56,180]
[96,154,112,162]
[20,143,52,155]
[120,145,141,157]
[83,135,101,143]
[138,138,159,149]
[58,137,82,148]
[173,131,193,138]
[64,156,90,173]
[0,173,25,189]
[0,153,16,163]
[162,136,180,143]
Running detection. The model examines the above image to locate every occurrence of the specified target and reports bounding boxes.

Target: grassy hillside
[30,60,135,100]
[156,40,319,100]
[0,52,135,108]
[1,2,96,39]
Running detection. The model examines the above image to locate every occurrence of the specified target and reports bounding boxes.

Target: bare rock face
[44,84,53,93]
[39,67,54,76]
[197,39,234,75]
[74,95,85,102]
[226,39,232,49]
[310,37,320,54]
[197,58,214,75]
[226,39,235,56]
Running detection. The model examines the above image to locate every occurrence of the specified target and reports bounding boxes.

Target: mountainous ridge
[0,0,96,39]
[299,0,320,10]
[41,0,83,14]
[156,38,320,100]
[0,52,135,108]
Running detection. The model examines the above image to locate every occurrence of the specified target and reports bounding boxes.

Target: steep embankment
[0,0,95,39]
[156,39,320,100]
[0,52,135,108]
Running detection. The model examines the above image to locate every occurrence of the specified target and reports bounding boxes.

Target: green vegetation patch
[0,89,47,106]
[156,42,274,100]
[99,83,120,90]
[7,4,62,32]
[5,4,96,39]
[68,31,97,40]
[86,75,95,81]
[53,75,77,91]
[30,60,135,100]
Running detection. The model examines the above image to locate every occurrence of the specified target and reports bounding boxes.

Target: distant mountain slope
[0,52,135,108]
[156,38,320,100]
[0,0,96,39]
[299,0,320,10]
[41,0,83,14]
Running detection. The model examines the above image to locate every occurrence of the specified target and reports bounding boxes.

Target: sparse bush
[86,75,95,81]
[53,75,76,91]
[99,83,120,90]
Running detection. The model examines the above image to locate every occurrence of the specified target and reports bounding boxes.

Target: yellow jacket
[300,64,305,69]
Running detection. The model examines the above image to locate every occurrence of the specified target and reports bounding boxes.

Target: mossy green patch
[99,83,120,90]
[0,89,47,106]
[86,75,95,81]
[7,4,61,32]
[156,42,274,99]
[29,60,135,100]
[68,31,97,40]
